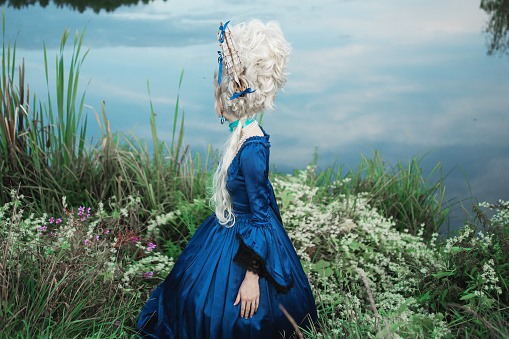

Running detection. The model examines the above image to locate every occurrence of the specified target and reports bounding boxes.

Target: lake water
[3,0,508,232]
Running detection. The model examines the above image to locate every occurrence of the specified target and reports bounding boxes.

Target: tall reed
[42,26,90,169]
[0,8,30,159]
[0,12,212,234]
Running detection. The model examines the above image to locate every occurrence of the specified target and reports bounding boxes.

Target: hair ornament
[218,20,230,43]
[217,21,256,100]
[229,88,256,100]
[217,51,223,85]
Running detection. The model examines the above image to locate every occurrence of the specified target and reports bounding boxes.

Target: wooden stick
[279,304,304,339]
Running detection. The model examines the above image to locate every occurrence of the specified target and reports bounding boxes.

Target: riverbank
[1,168,508,338]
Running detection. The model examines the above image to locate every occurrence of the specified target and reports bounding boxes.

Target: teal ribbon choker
[229,118,255,133]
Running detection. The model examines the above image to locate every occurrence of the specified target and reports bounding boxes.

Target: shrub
[273,167,450,338]
[0,189,173,337]
[418,200,509,338]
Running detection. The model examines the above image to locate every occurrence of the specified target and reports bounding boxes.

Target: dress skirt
[136,210,317,339]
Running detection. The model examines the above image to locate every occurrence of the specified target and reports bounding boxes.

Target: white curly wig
[211,19,291,226]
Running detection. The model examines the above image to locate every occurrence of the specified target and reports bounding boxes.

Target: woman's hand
[234,271,260,319]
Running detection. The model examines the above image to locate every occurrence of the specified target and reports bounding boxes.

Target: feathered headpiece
[217,21,256,100]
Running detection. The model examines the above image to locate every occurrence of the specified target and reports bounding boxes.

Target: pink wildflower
[146,242,156,251]
[142,271,154,279]
[55,218,62,224]
[49,217,55,224]
[39,226,47,232]
[85,240,89,245]
[81,217,86,221]
[96,235,99,241]
[105,230,110,234]
[50,232,55,237]
[87,207,91,213]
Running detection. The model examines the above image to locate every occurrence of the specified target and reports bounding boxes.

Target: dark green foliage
[345,150,450,241]
[481,0,509,57]
[0,0,167,13]
[302,148,452,241]
[418,202,509,338]
[159,195,212,259]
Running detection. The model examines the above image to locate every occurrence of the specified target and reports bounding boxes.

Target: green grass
[0,14,212,231]
[301,147,455,241]
[0,195,143,338]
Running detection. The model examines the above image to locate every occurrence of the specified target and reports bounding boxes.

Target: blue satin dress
[136,128,318,338]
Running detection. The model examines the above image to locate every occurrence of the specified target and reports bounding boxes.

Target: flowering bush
[273,168,450,338]
[0,189,176,336]
[418,200,509,336]
[0,191,172,288]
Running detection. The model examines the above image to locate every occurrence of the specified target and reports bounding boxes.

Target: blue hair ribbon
[218,21,230,43]
[217,51,223,85]
[229,88,256,100]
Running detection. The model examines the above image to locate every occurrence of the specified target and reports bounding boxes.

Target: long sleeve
[232,141,294,294]
[240,142,271,227]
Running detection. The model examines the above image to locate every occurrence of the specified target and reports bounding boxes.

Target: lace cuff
[233,233,294,294]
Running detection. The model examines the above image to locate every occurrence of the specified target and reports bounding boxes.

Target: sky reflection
[3,0,508,231]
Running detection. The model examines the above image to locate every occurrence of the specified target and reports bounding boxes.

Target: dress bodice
[225,127,281,226]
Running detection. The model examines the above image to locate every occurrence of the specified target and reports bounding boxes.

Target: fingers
[241,299,257,319]
[244,301,256,319]
[234,292,240,306]
[250,296,259,318]
[242,300,260,319]
[241,299,247,319]
[249,301,255,318]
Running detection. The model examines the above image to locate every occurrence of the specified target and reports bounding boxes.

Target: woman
[136,19,317,339]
